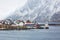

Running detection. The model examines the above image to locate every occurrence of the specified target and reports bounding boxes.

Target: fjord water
[0,26,60,40]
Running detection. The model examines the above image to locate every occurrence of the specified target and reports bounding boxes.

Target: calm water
[0,26,60,40]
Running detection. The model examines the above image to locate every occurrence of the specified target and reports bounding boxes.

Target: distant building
[26,20,32,23]
[34,23,40,28]
[0,19,14,25]
[14,20,25,26]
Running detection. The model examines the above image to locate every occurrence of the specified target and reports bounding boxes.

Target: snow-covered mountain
[7,0,60,23]
[51,11,60,22]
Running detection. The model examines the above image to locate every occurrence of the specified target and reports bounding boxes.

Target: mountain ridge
[7,0,60,22]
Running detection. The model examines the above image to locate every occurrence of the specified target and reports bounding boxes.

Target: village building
[14,20,25,26]
[26,20,31,23]
[0,19,14,25]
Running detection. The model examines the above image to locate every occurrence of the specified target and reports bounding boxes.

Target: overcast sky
[0,0,27,20]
